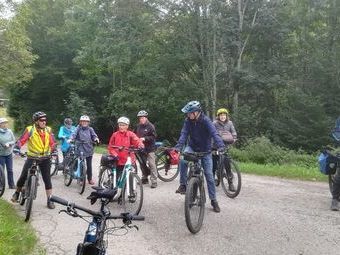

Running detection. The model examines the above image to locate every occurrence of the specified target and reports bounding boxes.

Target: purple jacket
[71,126,98,157]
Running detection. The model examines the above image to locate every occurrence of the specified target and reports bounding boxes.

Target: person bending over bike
[108,117,144,181]
[175,101,225,213]
[69,115,99,185]
[135,110,158,188]
[212,108,237,191]
[58,118,76,160]
[11,111,57,209]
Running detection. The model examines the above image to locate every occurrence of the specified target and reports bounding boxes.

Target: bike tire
[0,165,5,197]
[19,189,26,205]
[63,160,74,186]
[221,159,241,198]
[25,175,36,222]
[185,177,205,234]
[78,160,86,195]
[329,173,335,195]
[122,172,143,215]
[50,154,59,177]
[156,151,179,182]
[98,167,113,189]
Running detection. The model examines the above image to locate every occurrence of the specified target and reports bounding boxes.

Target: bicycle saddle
[87,187,118,204]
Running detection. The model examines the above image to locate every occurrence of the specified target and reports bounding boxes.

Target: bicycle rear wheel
[63,160,74,186]
[98,167,113,189]
[221,159,241,198]
[122,172,143,215]
[78,160,86,195]
[50,154,59,176]
[156,151,179,182]
[25,175,36,222]
[184,177,205,234]
[0,166,5,197]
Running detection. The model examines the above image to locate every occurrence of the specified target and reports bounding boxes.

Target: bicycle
[14,150,56,222]
[0,164,5,197]
[50,151,61,176]
[49,188,144,255]
[213,147,241,198]
[155,144,180,182]
[98,146,143,215]
[63,140,91,195]
[182,151,208,234]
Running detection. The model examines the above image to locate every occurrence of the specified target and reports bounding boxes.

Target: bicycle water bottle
[85,221,97,243]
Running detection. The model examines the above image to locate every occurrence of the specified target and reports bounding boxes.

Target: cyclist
[135,110,158,188]
[175,101,225,213]
[108,117,144,180]
[58,118,76,160]
[212,108,237,191]
[0,117,16,189]
[69,115,99,185]
[11,111,57,209]
[331,116,340,211]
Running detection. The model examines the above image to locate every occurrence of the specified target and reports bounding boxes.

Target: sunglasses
[38,119,47,122]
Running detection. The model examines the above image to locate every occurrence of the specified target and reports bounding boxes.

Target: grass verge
[94,145,107,154]
[239,162,328,182]
[0,199,42,255]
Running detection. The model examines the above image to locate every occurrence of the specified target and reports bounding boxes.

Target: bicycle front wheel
[0,165,5,197]
[98,167,113,189]
[122,172,143,215]
[221,159,241,198]
[78,160,86,195]
[156,151,179,182]
[184,177,205,234]
[50,154,59,176]
[25,175,36,222]
[63,160,74,186]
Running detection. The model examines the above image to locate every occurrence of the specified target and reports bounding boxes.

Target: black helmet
[181,101,201,113]
[137,110,148,117]
[32,111,47,122]
[64,118,73,125]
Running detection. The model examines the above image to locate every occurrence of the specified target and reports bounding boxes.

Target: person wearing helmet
[0,117,16,189]
[174,101,225,213]
[107,117,144,181]
[135,110,158,188]
[11,111,57,209]
[212,108,237,191]
[69,115,99,185]
[58,118,76,159]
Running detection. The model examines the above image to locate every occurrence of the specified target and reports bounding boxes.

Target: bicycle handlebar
[110,146,143,152]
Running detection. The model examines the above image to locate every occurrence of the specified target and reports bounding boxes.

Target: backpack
[318,151,337,175]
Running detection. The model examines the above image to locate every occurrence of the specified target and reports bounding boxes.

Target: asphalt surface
[2,152,340,255]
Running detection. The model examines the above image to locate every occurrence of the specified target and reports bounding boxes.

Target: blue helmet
[181,101,201,113]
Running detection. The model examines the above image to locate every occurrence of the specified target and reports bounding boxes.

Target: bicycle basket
[82,242,101,255]
[318,152,337,175]
[167,149,180,165]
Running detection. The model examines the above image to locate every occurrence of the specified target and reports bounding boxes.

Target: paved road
[2,153,340,255]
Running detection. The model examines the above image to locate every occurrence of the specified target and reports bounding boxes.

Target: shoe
[47,201,55,209]
[88,180,95,185]
[9,185,15,189]
[11,192,19,203]
[228,182,236,192]
[151,183,157,189]
[142,178,149,185]
[331,198,339,211]
[175,185,186,194]
[211,200,221,213]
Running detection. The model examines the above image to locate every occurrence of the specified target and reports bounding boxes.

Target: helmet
[79,115,90,122]
[181,101,201,113]
[0,118,8,124]
[137,110,148,117]
[32,111,47,122]
[117,116,130,125]
[64,118,73,125]
[216,108,229,116]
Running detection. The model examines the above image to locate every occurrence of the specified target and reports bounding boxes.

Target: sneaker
[151,183,157,189]
[11,192,19,203]
[9,185,15,189]
[228,182,236,192]
[142,178,149,185]
[88,180,95,185]
[331,198,339,211]
[47,201,55,209]
[211,200,221,213]
[175,185,186,194]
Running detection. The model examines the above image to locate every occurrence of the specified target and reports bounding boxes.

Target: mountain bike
[182,152,208,234]
[14,150,57,222]
[49,188,144,255]
[50,151,61,176]
[213,148,241,198]
[98,146,143,215]
[63,141,90,195]
[0,164,5,197]
[155,145,180,182]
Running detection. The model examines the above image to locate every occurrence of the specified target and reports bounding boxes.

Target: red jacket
[108,130,144,166]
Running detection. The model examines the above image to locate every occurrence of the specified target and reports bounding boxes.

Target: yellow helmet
[216,108,229,116]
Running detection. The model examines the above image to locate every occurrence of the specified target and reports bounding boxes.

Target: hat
[0,118,9,124]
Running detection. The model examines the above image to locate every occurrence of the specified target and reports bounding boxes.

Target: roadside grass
[0,107,14,129]
[94,144,107,154]
[0,199,44,255]
[239,162,328,182]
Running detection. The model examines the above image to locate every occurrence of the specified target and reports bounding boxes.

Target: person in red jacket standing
[107,117,144,180]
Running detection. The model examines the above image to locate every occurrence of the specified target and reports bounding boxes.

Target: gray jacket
[71,126,98,157]
[213,120,237,145]
[0,128,16,156]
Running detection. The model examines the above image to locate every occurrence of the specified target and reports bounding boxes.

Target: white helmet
[79,115,90,122]
[117,116,130,125]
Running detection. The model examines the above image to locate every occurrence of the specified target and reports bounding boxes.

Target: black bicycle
[0,164,5,197]
[50,151,61,176]
[155,146,180,182]
[49,187,144,255]
[182,152,208,234]
[213,148,241,198]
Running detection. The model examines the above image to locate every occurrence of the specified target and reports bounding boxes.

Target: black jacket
[135,121,157,153]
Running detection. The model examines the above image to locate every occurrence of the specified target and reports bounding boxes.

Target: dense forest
[1,0,339,151]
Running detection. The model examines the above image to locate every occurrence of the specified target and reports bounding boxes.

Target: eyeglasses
[38,119,47,122]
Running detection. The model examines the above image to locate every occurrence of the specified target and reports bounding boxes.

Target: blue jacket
[58,125,76,152]
[176,113,225,152]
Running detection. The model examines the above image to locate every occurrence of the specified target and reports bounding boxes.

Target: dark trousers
[0,154,14,187]
[86,156,93,181]
[332,168,340,199]
[16,158,52,190]
[212,154,233,180]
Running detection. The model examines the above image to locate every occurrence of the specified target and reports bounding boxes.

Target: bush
[230,136,316,168]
